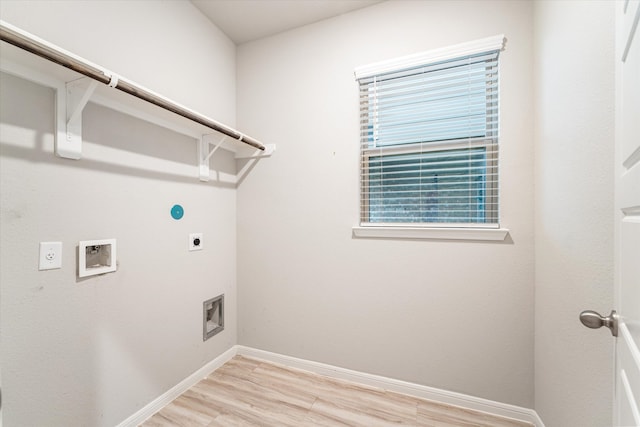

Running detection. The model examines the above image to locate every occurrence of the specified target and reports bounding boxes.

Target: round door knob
[579,309,618,337]
[580,310,605,328]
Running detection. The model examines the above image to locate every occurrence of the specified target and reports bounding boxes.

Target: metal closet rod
[0,22,265,151]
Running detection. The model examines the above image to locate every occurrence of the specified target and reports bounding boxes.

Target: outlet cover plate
[39,241,62,270]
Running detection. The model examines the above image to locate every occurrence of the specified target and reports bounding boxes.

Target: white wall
[0,1,238,426]
[0,0,235,123]
[0,1,618,424]
[533,1,615,426]
[236,0,535,407]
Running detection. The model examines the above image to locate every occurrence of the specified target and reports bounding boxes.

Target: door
[615,0,640,425]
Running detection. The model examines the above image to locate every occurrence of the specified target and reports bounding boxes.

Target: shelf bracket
[199,133,276,182]
[199,134,228,182]
[235,144,276,160]
[235,144,277,183]
[59,77,98,159]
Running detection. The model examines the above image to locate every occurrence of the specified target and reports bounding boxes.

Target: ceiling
[191,0,384,45]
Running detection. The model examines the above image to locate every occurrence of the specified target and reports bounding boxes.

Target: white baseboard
[236,345,545,427]
[118,344,545,427]
[531,411,546,427]
[115,346,237,427]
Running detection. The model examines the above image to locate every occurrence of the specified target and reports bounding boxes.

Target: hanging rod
[0,21,265,151]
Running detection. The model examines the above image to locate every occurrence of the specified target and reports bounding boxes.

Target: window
[355,36,505,231]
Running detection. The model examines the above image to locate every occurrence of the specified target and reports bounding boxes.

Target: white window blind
[356,37,505,228]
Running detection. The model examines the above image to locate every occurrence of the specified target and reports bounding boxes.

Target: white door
[615,0,640,425]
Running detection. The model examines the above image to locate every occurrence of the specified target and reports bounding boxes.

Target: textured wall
[0,1,238,425]
[533,1,615,426]
[236,0,536,407]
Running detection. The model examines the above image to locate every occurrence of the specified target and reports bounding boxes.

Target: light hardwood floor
[141,355,533,427]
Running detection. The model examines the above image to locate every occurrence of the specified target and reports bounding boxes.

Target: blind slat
[358,45,501,226]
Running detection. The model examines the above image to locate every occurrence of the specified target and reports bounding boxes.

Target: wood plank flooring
[141,355,533,427]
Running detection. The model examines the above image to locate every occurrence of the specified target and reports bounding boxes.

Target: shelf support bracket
[235,144,276,160]
[59,77,98,159]
[235,144,277,183]
[199,134,228,182]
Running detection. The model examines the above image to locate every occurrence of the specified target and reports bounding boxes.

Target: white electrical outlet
[189,233,203,251]
[39,241,62,270]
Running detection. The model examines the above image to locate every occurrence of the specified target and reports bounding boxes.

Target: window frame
[353,35,509,241]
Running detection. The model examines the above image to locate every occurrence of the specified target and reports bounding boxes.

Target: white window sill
[352,226,510,241]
